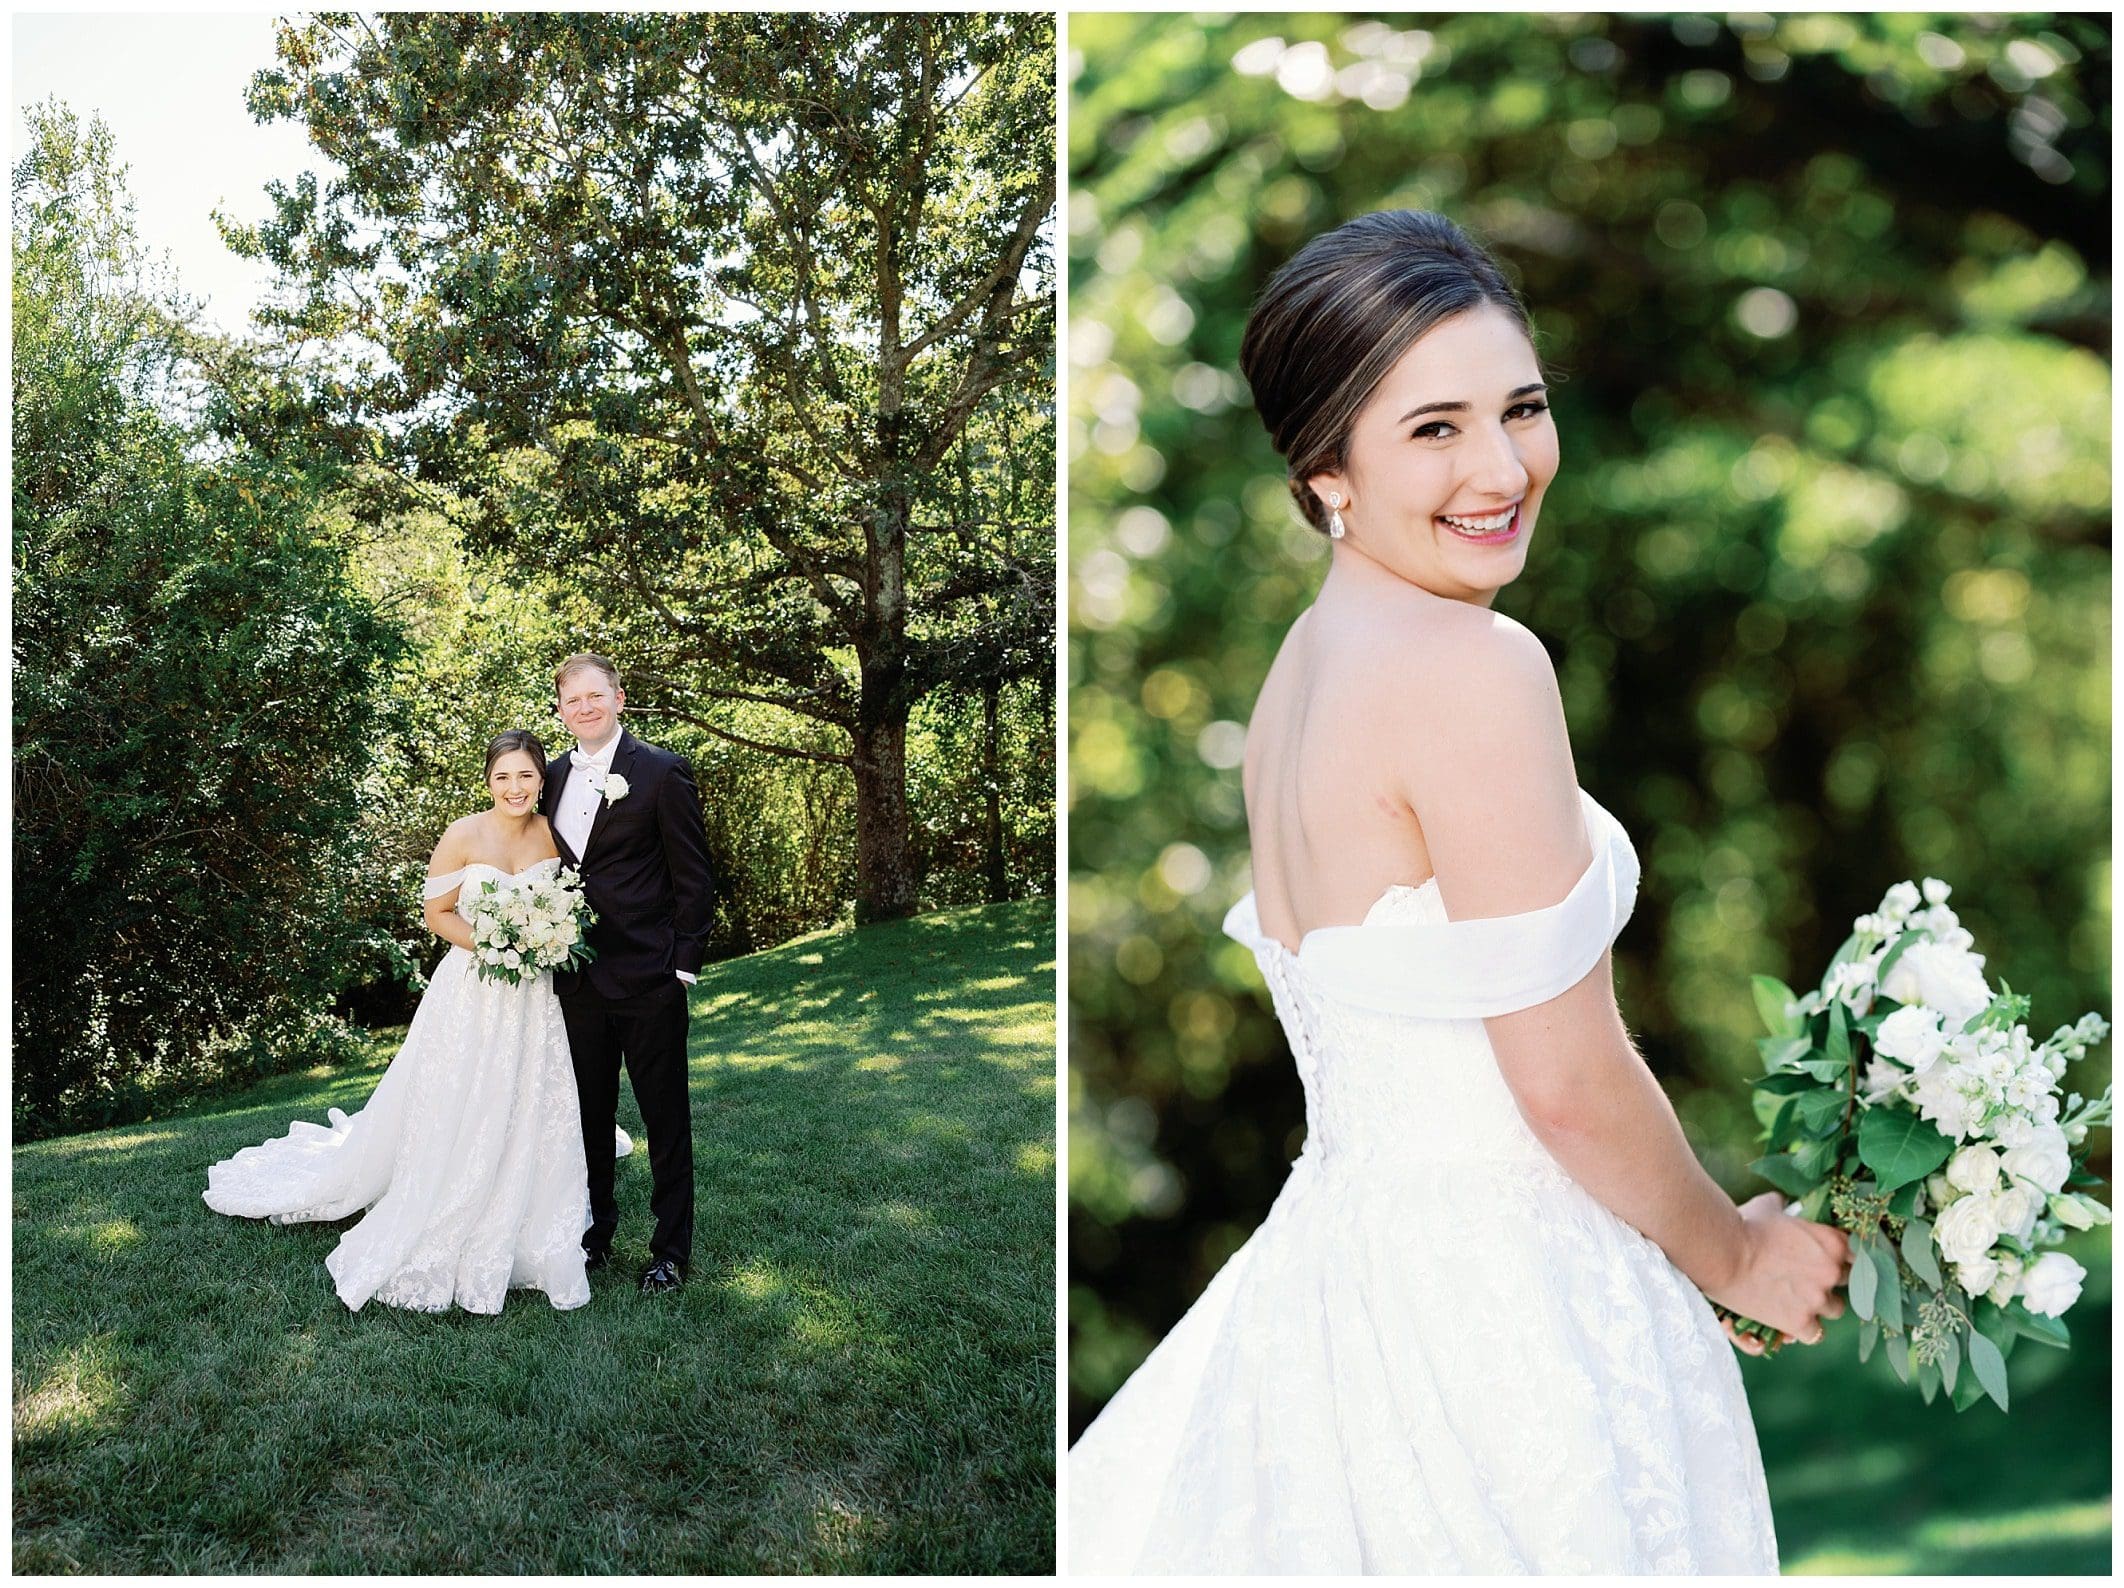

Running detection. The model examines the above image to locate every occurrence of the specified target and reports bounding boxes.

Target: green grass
[13,899,1057,1574]
[1748,1226,2110,1574]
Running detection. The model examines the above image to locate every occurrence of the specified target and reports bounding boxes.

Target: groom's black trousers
[560,977,694,1268]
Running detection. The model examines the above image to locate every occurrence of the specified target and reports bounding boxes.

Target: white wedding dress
[204,860,592,1314]
[1069,792,1779,1573]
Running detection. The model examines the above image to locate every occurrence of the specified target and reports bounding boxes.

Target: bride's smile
[1304,302,1559,609]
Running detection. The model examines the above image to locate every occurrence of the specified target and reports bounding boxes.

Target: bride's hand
[1705,1192,1851,1346]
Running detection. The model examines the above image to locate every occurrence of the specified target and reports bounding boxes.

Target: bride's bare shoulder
[1367,594,1560,722]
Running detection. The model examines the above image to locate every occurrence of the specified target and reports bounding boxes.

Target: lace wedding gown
[1069,792,1778,1573]
[204,860,591,1314]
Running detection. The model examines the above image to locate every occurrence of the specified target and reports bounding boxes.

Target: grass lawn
[1749,1225,2110,1574]
[14,898,1057,1574]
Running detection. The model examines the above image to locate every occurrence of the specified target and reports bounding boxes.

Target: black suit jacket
[540,729,715,1000]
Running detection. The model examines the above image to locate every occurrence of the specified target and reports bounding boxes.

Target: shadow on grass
[13,898,1057,1574]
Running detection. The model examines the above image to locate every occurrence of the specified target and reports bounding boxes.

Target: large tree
[13,102,405,1136]
[227,11,1056,920]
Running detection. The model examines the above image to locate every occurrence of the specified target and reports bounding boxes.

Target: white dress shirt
[554,734,618,860]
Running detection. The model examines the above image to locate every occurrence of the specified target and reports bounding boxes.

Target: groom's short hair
[555,652,622,695]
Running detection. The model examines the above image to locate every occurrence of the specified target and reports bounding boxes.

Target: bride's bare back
[1242,554,1591,952]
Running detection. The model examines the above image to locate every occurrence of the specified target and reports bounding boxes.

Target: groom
[541,652,715,1295]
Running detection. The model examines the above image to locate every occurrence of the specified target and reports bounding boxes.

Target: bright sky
[12,11,335,334]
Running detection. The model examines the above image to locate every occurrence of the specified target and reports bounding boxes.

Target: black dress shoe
[638,1258,685,1295]
[584,1246,612,1272]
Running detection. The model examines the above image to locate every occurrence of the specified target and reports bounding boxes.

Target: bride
[1069,211,1852,1573]
[205,729,592,1314]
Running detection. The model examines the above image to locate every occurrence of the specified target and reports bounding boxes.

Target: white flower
[1953,1252,1999,1295]
[1911,1064,1978,1141]
[2000,1123,2071,1194]
[1933,1193,2004,1265]
[1985,1252,2025,1307]
[502,948,522,969]
[1925,1171,1958,1209]
[602,773,630,805]
[1921,877,1952,905]
[1874,1005,1947,1072]
[1881,880,1921,919]
[2019,1252,2087,1317]
[1823,956,1881,1016]
[1945,1144,2002,1196]
[1992,1182,2042,1243]
[1879,940,1992,1023]
[2048,1194,2095,1231]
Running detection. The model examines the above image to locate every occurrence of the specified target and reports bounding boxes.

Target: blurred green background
[1066,11,2110,1566]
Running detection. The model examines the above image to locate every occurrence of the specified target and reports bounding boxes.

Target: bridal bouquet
[466,867,598,986]
[1725,877,2111,1411]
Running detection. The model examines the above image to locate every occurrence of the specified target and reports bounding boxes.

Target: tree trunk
[851,705,917,923]
[982,679,1008,904]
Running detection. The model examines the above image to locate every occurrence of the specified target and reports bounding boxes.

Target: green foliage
[1067,12,2110,1436]
[1857,1106,1957,1192]
[12,103,405,1138]
[12,901,1056,1572]
[227,12,1058,922]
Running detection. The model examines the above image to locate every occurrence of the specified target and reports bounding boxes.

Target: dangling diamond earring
[1325,491,1347,540]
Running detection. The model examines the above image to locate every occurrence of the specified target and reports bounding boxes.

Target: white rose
[1953,1252,1999,1295]
[1945,1144,2003,1196]
[1985,1252,2024,1307]
[1992,1182,2042,1243]
[1999,1124,2071,1194]
[1932,1193,2003,1265]
[1925,1171,1958,1209]
[2018,1252,2087,1317]
[1879,940,1992,1023]
[502,948,522,969]
[1874,1005,1948,1072]
[603,773,631,804]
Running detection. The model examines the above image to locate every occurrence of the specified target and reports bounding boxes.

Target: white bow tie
[571,748,606,772]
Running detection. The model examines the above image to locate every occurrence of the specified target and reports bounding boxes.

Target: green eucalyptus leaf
[1917,1358,1939,1404]
[1871,1253,1904,1331]
[1899,1217,1941,1289]
[1848,1245,1878,1319]
[1798,1182,1832,1222]
[1887,1182,1920,1218]
[1965,1327,2010,1411]
[1858,1316,1879,1362]
[1937,1329,1959,1394]
[1885,1331,1911,1384]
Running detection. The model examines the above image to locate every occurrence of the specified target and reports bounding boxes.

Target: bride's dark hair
[1239,210,1535,534]
[484,729,548,780]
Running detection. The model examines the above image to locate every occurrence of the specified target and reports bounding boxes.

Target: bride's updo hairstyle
[484,729,548,780]
[1239,210,1536,534]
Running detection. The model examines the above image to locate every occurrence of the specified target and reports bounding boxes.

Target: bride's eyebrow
[1397,382,1547,423]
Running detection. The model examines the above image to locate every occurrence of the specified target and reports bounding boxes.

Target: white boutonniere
[600,772,630,806]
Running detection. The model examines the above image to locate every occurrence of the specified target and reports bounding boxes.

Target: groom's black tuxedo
[544,730,715,999]
[540,728,714,1271]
